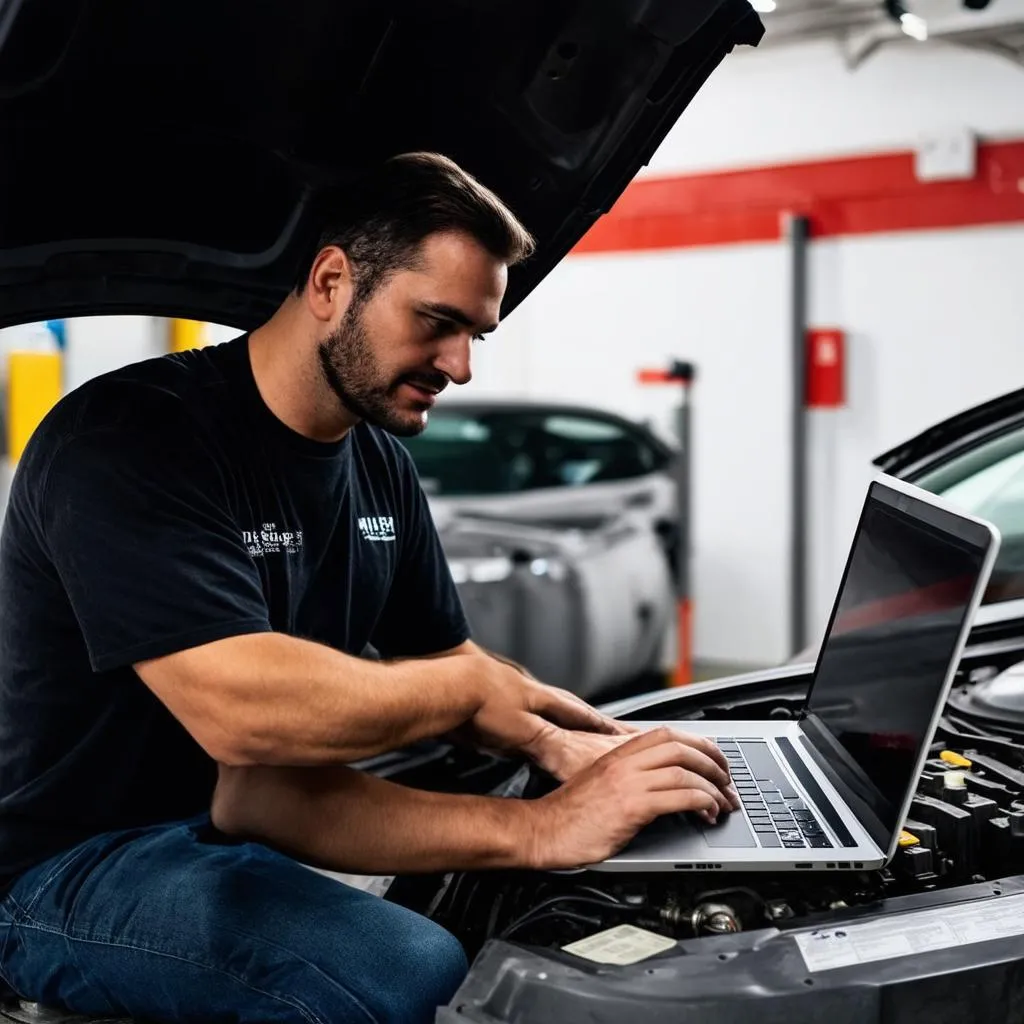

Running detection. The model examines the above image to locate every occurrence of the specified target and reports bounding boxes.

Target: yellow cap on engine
[940,750,972,769]
[899,830,920,848]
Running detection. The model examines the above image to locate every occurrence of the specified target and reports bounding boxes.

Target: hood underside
[0,0,762,331]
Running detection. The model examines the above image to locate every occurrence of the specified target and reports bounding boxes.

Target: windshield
[916,422,1024,604]
[400,409,665,497]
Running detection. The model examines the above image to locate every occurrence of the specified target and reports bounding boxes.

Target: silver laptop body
[591,474,1000,873]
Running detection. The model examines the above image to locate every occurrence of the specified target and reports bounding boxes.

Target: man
[0,153,738,1024]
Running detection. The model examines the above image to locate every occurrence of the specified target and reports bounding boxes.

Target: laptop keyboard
[717,738,833,849]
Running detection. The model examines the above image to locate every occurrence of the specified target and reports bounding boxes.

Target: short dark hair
[293,152,535,300]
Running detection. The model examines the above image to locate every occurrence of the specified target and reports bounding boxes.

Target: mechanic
[0,152,739,1024]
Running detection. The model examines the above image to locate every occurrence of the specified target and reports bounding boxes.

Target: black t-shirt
[0,335,469,880]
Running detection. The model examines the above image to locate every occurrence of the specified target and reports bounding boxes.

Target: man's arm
[212,728,738,873]
[134,631,618,768]
[212,762,538,873]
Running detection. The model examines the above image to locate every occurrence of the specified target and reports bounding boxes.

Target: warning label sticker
[563,924,677,966]
[795,892,1024,973]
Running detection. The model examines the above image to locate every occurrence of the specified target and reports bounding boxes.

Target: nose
[433,335,473,387]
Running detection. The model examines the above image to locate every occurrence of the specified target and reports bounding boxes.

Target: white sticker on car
[795,892,1024,973]
[562,924,677,965]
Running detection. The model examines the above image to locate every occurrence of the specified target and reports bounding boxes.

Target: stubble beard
[316,300,431,438]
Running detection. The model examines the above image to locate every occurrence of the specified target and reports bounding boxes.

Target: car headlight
[448,556,514,584]
[529,557,568,581]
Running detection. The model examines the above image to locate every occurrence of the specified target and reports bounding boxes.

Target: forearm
[211,762,538,874]
[136,632,486,767]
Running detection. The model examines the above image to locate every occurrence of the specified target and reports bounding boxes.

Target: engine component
[941,771,969,806]
[690,902,741,935]
[940,750,973,768]
[911,795,974,877]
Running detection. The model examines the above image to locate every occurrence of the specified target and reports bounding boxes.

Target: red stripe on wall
[573,139,1024,253]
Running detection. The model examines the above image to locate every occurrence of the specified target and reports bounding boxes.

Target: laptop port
[674,864,693,869]
[795,863,812,869]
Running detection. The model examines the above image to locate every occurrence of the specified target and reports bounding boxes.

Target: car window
[916,423,1024,604]
[536,414,657,487]
[400,413,529,496]
[400,410,664,496]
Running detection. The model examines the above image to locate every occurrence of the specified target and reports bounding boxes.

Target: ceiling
[755,0,1024,67]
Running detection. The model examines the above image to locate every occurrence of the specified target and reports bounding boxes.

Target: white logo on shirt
[358,515,396,543]
[242,523,303,558]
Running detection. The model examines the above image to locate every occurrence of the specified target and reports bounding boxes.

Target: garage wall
[475,37,1024,665]
[642,37,1024,176]
[471,244,794,666]
[64,316,167,393]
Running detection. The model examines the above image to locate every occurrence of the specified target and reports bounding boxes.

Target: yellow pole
[169,319,208,353]
[7,351,62,461]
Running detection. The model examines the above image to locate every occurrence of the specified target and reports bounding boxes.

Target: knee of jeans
[375,915,469,1024]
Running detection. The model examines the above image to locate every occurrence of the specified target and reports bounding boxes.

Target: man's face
[317,230,506,437]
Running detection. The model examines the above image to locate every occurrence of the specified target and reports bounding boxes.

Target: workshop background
[2,0,1023,697]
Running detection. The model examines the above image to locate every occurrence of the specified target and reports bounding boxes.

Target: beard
[316,300,446,437]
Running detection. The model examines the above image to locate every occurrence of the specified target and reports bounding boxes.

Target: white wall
[64,316,167,393]
[644,37,1024,176]
[806,223,1024,643]
[472,244,795,665]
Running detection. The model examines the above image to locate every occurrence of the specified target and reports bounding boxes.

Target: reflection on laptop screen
[807,483,990,838]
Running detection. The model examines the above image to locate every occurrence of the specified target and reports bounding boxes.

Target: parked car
[400,400,678,539]
[399,402,680,695]
[435,508,674,700]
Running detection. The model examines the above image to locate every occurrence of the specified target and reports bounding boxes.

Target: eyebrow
[422,302,499,335]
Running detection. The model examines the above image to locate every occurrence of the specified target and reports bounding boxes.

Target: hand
[524,727,743,870]
[526,724,736,798]
[464,655,631,758]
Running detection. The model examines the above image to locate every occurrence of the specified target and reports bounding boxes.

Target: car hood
[0,0,762,331]
[874,385,1024,477]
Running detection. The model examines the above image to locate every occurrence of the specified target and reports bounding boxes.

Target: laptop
[591,474,1000,872]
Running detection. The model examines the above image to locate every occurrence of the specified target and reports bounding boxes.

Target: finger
[627,739,733,796]
[607,719,641,736]
[544,686,635,737]
[538,689,621,735]
[644,788,719,822]
[667,731,731,778]
[597,726,679,762]
[643,765,732,817]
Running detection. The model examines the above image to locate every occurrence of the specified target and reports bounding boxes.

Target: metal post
[672,363,695,686]
[638,360,696,686]
[788,214,810,657]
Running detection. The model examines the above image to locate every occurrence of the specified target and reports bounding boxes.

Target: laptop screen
[805,480,993,844]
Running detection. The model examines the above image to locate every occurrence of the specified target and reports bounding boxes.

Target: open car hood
[0,0,762,331]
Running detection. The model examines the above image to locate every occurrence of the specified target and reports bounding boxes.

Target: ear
[304,245,356,323]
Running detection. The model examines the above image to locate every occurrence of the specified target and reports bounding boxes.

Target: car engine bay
[381,647,1024,1022]
[423,670,1024,961]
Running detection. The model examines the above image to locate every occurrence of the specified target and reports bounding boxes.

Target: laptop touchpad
[700,812,757,848]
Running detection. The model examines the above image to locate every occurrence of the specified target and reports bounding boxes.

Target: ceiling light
[883,0,928,40]
[899,11,929,39]
[749,0,777,12]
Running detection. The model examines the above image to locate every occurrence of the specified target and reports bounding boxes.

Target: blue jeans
[0,816,468,1023]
